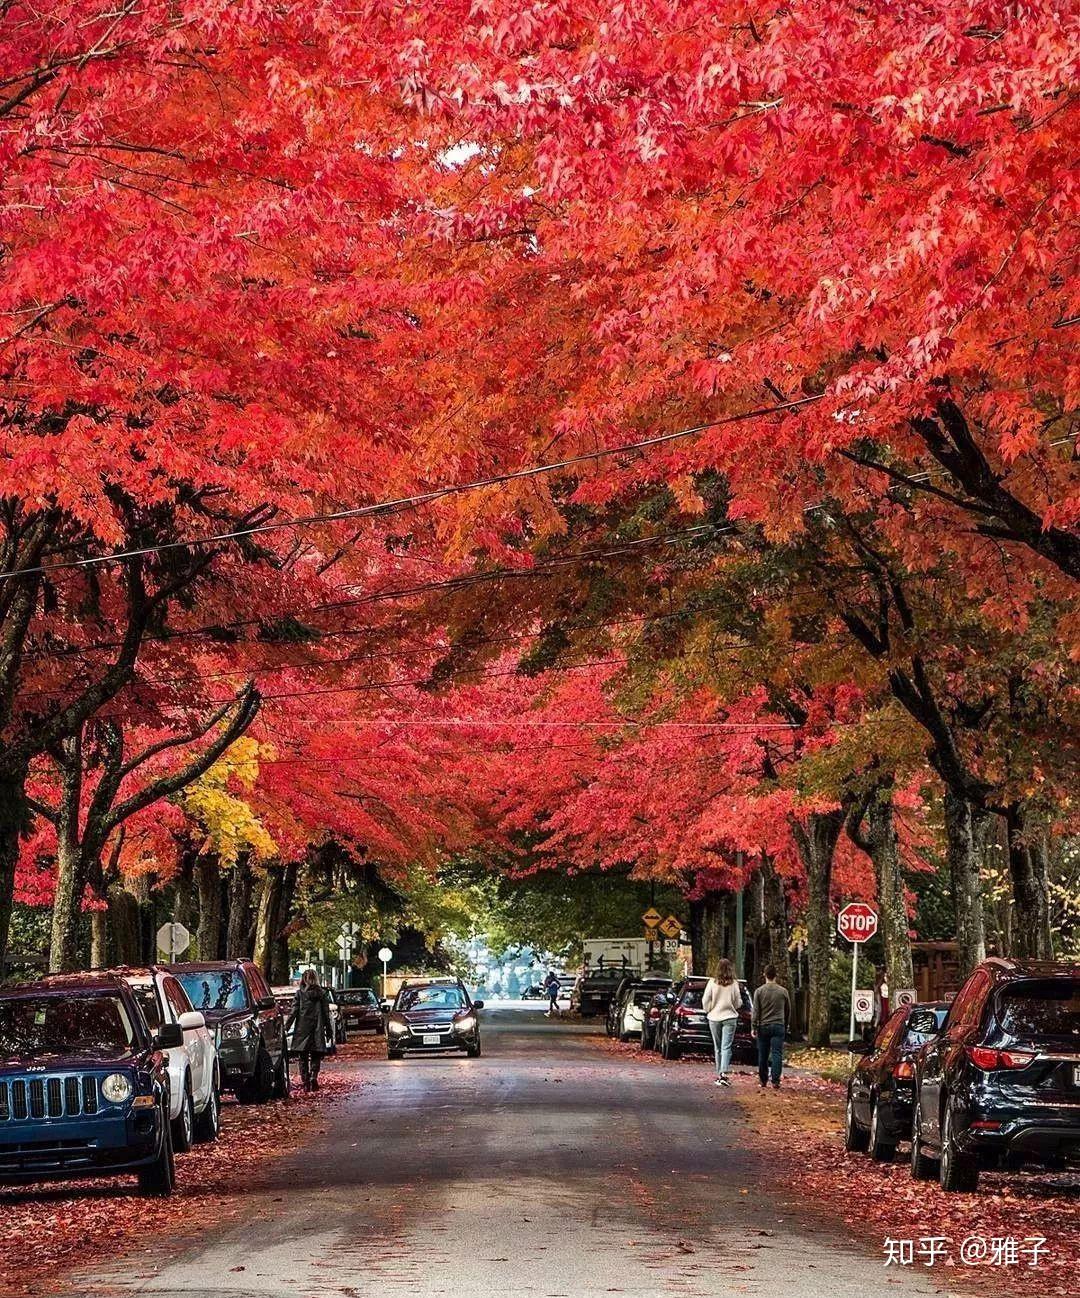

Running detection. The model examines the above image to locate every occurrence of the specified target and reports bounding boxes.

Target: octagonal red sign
[837,902,878,943]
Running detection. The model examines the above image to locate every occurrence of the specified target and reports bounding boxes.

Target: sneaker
[719,1075,731,1087]
[714,1077,725,1087]
[771,1081,781,1090]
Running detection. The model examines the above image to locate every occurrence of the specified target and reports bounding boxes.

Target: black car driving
[910,958,1080,1191]
[385,979,484,1059]
[845,1000,949,1161]
[168,960,288,1104]
[0,973,176,1195]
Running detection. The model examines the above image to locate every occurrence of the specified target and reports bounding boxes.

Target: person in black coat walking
[287,969,332,1091]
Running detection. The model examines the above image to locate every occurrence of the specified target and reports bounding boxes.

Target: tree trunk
[226,852,253,958]
[173,848,196,931]
[944,790,987,975]
[761,852,792,988]
[0,764,30,976]
[253,864,283,977]
[270,861,298,984]
[196,855,222,960]
[49,736,87,973]
[108,883,141,965]
[793,809,844,1047]
[864,792,914,995]
[90,909,109,968]
[1005,803,1052,959]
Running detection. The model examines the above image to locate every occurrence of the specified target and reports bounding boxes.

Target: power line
[0,395,822,581]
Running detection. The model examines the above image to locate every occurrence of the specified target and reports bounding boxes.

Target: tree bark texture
[944,790,987,975]
[793,809,844,1047]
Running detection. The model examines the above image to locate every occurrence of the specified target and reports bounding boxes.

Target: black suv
[168,960,288,1103]
[845,1001,949,1161]
[385,979,484,1059]
[910,958,1080,1191]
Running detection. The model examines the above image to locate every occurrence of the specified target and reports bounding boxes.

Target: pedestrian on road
[702,958,743,1087]
[287,969,332,1092]
[545,970,561,1017]
[751,964,791,1091]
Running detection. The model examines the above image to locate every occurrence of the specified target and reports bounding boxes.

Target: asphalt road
[67,1004,956,1298]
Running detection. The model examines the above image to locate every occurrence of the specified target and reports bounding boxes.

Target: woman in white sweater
[702,958,743,1087]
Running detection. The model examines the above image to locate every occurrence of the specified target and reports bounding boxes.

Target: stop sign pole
[837,903,879,1042]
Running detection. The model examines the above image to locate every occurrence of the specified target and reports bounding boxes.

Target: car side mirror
[846,1038,873,1055]
[255,995,276,1011]
[379,999,392,1012]
[907,1008,940,1037]
[178,1010,205,1032]
[472,1000,485,1011]
[155,1024,184,1050]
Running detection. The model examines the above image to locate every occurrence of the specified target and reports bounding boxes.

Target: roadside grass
[784,1045,855,1083]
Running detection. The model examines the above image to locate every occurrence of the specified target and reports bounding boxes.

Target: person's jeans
[756,1023,785,1085]
[708,1018,736,1075]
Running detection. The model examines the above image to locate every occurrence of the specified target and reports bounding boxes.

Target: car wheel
[939,1105,979,1192]
[171,1082,195,1154]
[387,1049,404,1061]
[868,1099,895,1162]
[662,1031,681,1060]
[138,1107,176,1197]
[466,1039,482,1058]
[194,1082,221,1142]
[910,1097,939,1181]
[844,1092,869,1152]
[238,1045,274,1104]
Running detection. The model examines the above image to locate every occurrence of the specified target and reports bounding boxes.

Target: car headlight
[455,1015,477,1033]
[102,1073,133,1105]
[387,1019,408,1035]
[220,1020,254,1042]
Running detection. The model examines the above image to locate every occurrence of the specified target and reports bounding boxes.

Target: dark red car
[335,987,384,1037]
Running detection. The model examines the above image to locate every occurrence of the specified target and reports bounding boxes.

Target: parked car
[118,967,221,1150]
[641,987,675,1050]
[910,958,1080,1191]
[385,978,484,1059]
[0,973,176,1195]
[521,984,544,1000]
[576,966,630,1018]
[609,976,672,1040]
[273,984,342,1048]
[168,960,288,1104]
[335,987,384,1035]
[844,1000,949,1161]
[657,977,753,1060]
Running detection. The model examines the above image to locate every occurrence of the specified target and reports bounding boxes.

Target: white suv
[119,967,222,1151]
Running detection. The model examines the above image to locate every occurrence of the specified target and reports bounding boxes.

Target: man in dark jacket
[751,965,791,1091]
[288,969,332,1091]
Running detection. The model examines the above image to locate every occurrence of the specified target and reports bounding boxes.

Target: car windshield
[175,970,248,1014]
[902,1007,948,1048]
[0,994,138,1059]
[997,980,1080,1039]
[339,990,377,1005]
[397,985,466,1012]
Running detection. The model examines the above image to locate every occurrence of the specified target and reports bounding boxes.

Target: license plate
[1073,1064,1080,1086]
[423,1034,441,1045]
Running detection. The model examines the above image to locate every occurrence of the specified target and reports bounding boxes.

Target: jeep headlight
[219,1020,252,1042]
[102,1072,133,1105]
[455,1015,477,1033]
[387,1019,408,1035]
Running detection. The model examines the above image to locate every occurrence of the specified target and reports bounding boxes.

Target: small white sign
[894,987,917,1009]
[378,946,393,963]
[156,922,190,957]
[853,989,874,1023]
[663,939,678,954]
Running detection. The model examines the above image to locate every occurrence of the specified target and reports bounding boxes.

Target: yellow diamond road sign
[659,915,682,939]
[641,908,662,926]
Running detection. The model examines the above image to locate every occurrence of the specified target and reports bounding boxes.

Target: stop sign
[837,902,878,944]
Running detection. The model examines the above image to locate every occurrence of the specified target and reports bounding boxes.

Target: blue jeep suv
[0,973,176,1195]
